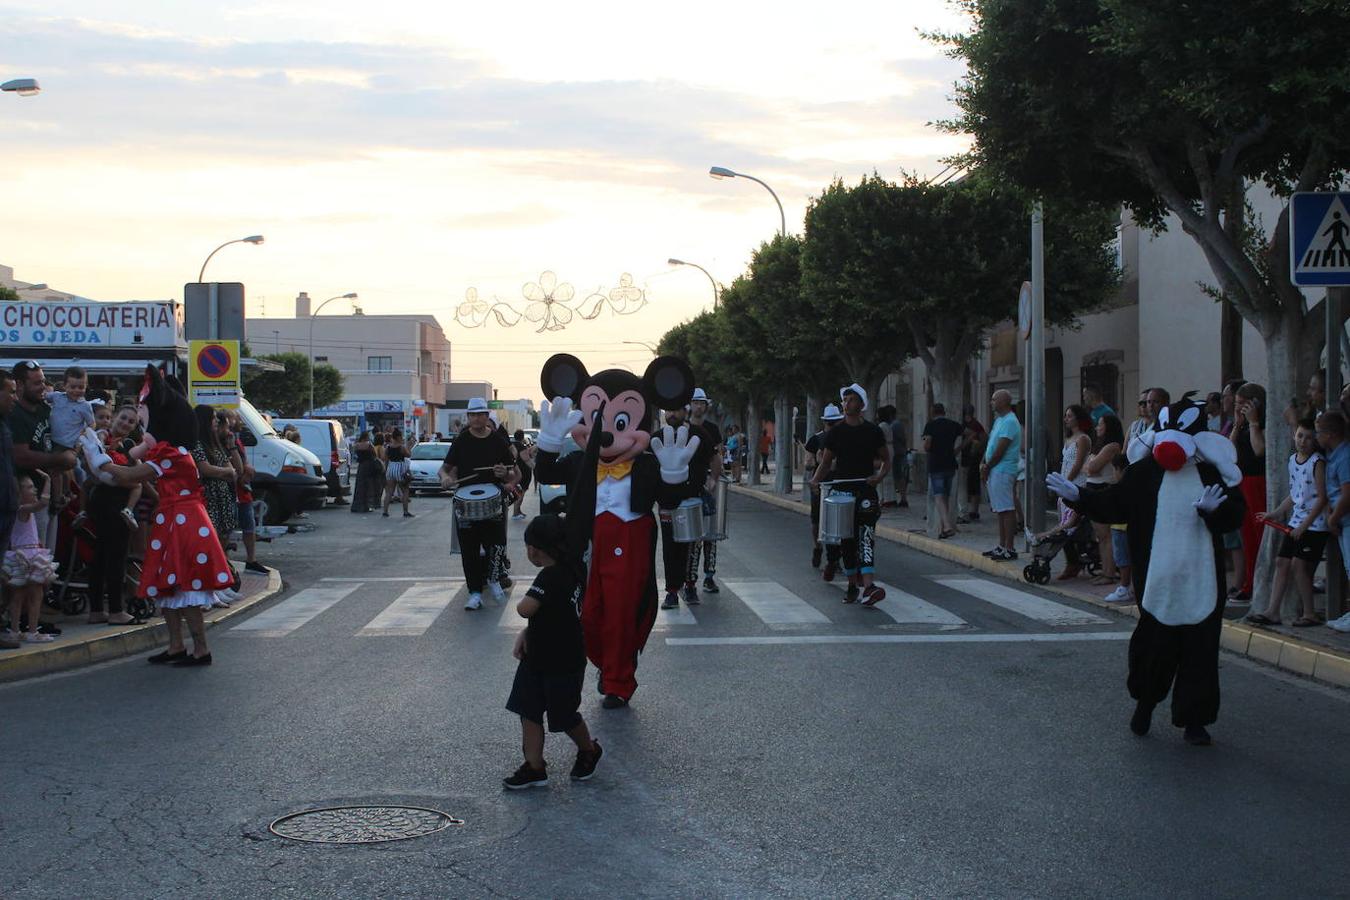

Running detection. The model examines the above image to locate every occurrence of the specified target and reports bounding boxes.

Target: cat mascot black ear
[141,365,197,450]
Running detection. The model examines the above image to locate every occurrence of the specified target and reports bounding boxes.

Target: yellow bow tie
[596,460,634,483]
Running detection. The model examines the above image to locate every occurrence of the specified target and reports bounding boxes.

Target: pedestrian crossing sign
[1290,192,1350,286]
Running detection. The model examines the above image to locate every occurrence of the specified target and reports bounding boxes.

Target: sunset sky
[0,1,969,401]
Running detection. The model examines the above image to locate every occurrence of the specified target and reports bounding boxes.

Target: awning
[0,357,178,376]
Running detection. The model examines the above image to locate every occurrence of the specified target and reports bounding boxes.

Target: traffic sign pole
[1028,203,1046,548]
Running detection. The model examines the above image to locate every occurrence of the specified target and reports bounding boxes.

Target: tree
[241,352,343,415]
[800,176,919,417]
[0,286,18,303]
[939,0,1350,598]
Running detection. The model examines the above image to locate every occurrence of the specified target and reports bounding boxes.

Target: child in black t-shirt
[503,514,603,790]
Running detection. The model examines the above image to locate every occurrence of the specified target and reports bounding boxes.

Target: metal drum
[454,484,503,522]
[704,476,731,541]
[670,497,706,543]
[818,488,855,545]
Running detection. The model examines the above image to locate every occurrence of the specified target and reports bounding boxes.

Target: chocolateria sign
[0,300,185,348]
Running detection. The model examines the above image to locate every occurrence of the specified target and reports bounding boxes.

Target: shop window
[368,356,392,372]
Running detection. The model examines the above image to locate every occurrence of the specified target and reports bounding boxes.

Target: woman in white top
[1054,406,1094,579]
[1251,419,1328,627]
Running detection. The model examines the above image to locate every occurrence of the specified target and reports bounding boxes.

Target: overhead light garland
[454,271,649,332]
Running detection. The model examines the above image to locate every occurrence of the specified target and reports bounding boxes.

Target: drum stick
[1260,518,1294,535]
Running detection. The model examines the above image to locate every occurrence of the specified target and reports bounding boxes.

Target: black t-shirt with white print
[523,564,585,674]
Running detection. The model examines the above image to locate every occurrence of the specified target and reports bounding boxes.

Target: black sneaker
[245,561,269,574]
[702,577,719,594]
[843,584,860,604]
[860,584,886,606]
[601,694,628,709]
[503,762,549,790]
[1183,725,1212,746]
[981,548,1002,558]
[682,584,700,606]
[570,741,604,781]
[811,546,823,568]
[822,562,837,582]
[661,592,678,610]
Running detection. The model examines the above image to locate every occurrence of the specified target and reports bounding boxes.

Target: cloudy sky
[0,1,969,401]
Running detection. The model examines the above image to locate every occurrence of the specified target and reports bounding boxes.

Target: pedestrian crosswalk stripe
[932,577,1109,626]
[359,582,461,636]
[666,632,1131,647]
[323,577,460,583]
[827,580,968,629]
[720,580,830,627]
[499,594,524,629]
[233,584,361,636]
[656,603,698,627]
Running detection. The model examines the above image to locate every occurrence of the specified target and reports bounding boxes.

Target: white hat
[821,403,844,421]
[467,397,489,413]
[691,387,710,403]
[840,382,868,411]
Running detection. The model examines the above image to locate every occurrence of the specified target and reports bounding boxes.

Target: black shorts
[506,662,583,732]
[1277,531,1329,562]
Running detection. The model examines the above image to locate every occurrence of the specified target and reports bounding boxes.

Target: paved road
[4,489,1348,898]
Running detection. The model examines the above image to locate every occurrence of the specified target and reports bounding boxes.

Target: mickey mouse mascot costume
[533,354,701,709]
[1048,393,1244,745]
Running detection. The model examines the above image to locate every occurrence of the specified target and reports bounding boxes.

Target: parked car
[408,441,453,495]
[537,434,580,514]
[271,418,350,503]
[234,400,328,525]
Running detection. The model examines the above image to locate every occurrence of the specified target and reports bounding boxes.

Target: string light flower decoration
[453,271,649,331]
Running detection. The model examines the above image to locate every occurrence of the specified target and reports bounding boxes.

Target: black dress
[351,444,383,513]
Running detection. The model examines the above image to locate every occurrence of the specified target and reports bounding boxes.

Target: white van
[233,400,328,524]
[270,418,350,502]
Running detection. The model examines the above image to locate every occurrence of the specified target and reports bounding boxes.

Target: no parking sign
[189,339,240,408]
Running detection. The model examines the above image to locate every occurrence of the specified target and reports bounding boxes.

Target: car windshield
[236,398,277,437]
[412,442,450,460]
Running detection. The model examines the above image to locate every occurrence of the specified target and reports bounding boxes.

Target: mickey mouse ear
[540,354,588,402]
[644,356,694,409]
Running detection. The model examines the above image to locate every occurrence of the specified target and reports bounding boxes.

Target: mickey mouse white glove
[77,427,115,484]
[1046,472,1080,502]
[650,424,701,484]
[537,396,582,453]
[1194,484,1225,514]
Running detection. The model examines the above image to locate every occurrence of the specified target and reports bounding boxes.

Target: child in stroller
[1022,506,1101,585]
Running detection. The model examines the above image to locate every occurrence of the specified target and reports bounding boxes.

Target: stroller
[52,489,153,620]
[1022,514,1102,585]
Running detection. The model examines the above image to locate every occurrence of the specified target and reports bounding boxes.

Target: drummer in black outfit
[440,397,519,610]
[683,388,724,601]
[658,403,717,610]
[805,402,845,577]
[810,384,890,606]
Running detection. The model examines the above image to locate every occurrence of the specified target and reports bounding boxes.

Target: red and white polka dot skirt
[136,442,234,609]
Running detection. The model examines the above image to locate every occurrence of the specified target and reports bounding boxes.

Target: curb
[732,484,1350,690]
[0,568,284,684]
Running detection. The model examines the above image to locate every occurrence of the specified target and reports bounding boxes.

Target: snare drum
[670,496,706,543]
[818,488,856,545]
[454,484,503,523]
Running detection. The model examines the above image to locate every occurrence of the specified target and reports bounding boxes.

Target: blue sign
[1290,192,1350,287]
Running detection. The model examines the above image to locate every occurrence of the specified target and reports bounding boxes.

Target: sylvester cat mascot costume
[1049,393,1244,745]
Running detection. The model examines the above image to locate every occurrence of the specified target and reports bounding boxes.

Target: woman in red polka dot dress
[134,367,231,666]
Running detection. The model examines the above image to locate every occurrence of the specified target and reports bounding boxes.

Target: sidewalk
[731,476,1350,690]
[0,566,282,684]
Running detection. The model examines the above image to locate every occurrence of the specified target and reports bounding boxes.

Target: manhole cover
[269,805,463,844]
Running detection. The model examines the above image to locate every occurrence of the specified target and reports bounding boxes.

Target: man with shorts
[811,384,889,605]
[922,403,963,539]
[981,389,1022,561]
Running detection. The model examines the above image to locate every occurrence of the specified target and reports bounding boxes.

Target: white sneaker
[1103,585,1133,603]
[465,592,483,611]
[1328,612,1350,632]
[490,583,506,603]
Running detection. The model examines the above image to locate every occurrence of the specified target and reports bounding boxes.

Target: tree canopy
[241,351,343,416]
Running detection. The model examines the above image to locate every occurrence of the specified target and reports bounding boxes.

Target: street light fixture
[667,258,720,309]
[309,292,359,415]
[197,235,265,283]
[708,165,786,236]
[2,78,40,97]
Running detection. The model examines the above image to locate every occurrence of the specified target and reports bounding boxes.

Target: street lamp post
[1,78,40,97]
[309,293,358,416]
[709,166,786,237]
[668,258,720,309]
[197,235,264,283]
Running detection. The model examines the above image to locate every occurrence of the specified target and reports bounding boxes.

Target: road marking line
[358,582,461,636]
[721,580,830,626]
[827,580,968,629]
[232,584,361,636]
[498,595,525,629]
[666,632,1131,646]
[323,577,460,583]
[656,603,698,627]
[932,577,1110,626]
